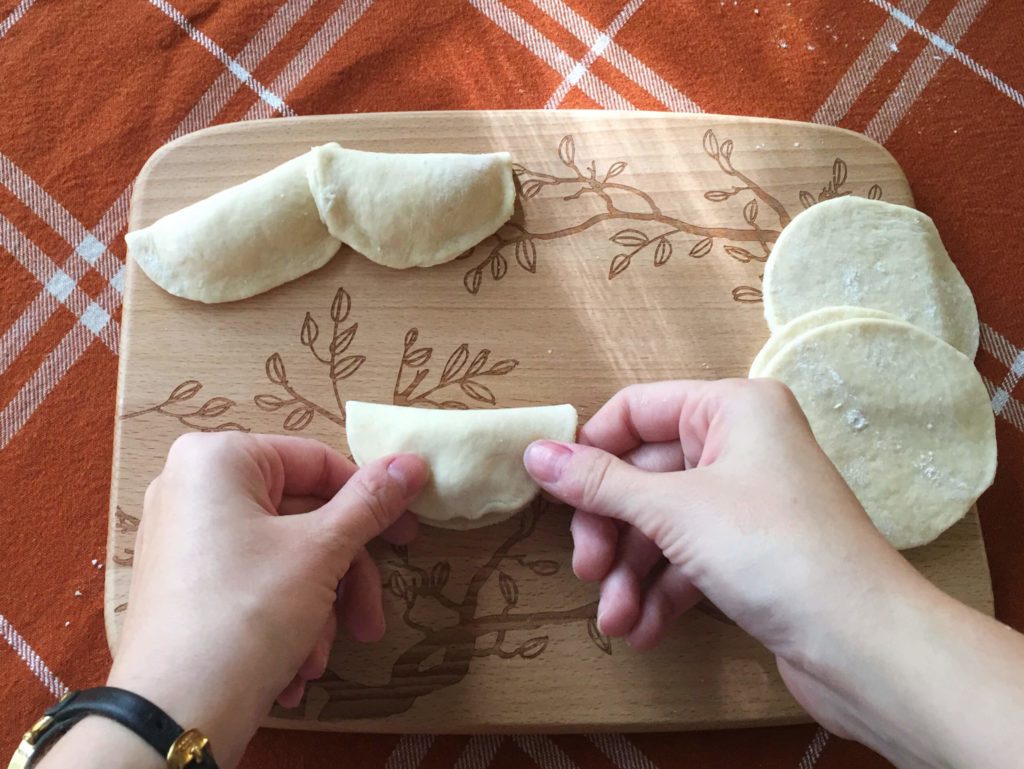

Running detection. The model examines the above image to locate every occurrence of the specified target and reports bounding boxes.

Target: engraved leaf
[608,253,631,280]
[654,238,672,267]
[520,179,545,199]
[868,184,883,200]
[254,393,287,412]
[490,253,508,280]
[558,135,576,167]
[391,544,409,562]
[330,287,351,323]
[114,602,128,614]
[210,422,249,433]
[441,344,469,384]
[689,237,713,258]
[405,328,418,349]
[300,312,319,347]
[518,636,549,659]
[405,347,432,367]
[266,353,286,385]
[515,240,537,273]
[197,397,233,418]
[464,268,483,295]
[169,380,202,402]
[330,355,365,382]
[115,507,140,534]
[799,190,817,210]
[330,322,358,356]
[724,245,761,263]
[704,190,731,202]
[604,160,627,180]
[461,380,495,405]
[702,129,719,159]
[732,285,764,303]
[498,571,519,607]
[832,158,848,189]
[527,559,559,576]
[610,229,648,248]
[487,359,518,376]
[388,572,409,600]
[743,198,759,225]
[439,400,470,409]
[283,406,314,431]
[587,618,612,655]
[430,561,451,589]
[719,138,734,162]
[468,349,490,376]
[511,162,527,175]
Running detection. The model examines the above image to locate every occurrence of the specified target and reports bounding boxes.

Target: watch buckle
[166,728,211,768]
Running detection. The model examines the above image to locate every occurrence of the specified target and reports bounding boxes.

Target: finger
[622,441,685,473]
[380,511,419,546]
[626,566,702,651]
[339,548,386,643]
[278,495,324,516]
[578,380,738,468]
[316,454,429,549]
[598,527,662,636]
[570,510,618,582]
[256,434,359,501]
[276,675,306,709]
[298,613,337,681]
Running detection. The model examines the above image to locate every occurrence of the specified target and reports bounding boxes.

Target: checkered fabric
[1,1,1022,767]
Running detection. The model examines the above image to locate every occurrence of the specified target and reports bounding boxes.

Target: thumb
[524,440,682,540]
[315,453,429,551]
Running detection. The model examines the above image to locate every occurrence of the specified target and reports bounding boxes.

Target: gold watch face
[166,729,212,769]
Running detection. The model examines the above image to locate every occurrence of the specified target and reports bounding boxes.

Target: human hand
[109,432,427,767]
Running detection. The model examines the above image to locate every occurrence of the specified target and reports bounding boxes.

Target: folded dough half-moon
[126,152,341,303]
[345,401,578,529]
[307,143,514,269]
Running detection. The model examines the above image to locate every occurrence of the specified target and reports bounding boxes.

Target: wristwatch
[8,688,218,769]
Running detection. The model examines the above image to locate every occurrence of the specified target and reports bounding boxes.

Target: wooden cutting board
[106,110,993,733]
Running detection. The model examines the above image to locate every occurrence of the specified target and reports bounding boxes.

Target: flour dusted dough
[345,401,578,529]
[761,318,996,549]
[126,153,340,303]
[307,143,514,269]
[762,197,979,357]
[749,306,896,378]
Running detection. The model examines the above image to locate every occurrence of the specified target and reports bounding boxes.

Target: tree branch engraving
[120,380,248,432]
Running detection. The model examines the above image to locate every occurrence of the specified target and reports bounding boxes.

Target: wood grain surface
[106,110,993,733]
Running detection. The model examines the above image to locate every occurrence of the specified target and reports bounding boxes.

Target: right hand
[523,379,927,731]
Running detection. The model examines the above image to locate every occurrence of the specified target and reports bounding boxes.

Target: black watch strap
[28,687,218,768]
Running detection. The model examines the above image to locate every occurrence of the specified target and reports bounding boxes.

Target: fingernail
[524,440,573,484]
[387,454,426,495]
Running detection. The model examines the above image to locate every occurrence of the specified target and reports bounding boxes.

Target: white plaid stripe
[147,0,296,117]
[531,0,701,113]
[587,734,657,769]
[0,613,67,699]
[514,735,578,769]
[453,735,504,769]
[544,0,645,109]
[866,0,989,142]
[385,735,436,769]
[812,0,930,125]
[981,324,1024,430]
[796,727,830,769]
[245,0,377,121]
[0,0,34,40]
[865,0,1024,110]
[468,0,635,110]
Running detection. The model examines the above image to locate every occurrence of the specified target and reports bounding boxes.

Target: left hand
[109,432,427,767]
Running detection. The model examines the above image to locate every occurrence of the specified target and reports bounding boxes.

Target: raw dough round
[749,306,897,378]
[762,197,979,357]
[761,318,996,549]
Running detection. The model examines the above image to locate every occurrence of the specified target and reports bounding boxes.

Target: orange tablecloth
[2,1,1022,767]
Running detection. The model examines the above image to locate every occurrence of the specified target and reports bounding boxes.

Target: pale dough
[307,143,514,269]
[345,401,578,529]
[761,318,996,549]
[126,152,340,303]
[762,197,980,357]
[749,306,896,378]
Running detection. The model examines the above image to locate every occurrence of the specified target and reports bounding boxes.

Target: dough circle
[345,401,578,530]
[761,318,996,549]
[749,306,896,378]
[762,197,979,357]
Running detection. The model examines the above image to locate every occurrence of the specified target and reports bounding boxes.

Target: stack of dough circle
[762,197,979,357]
[760,318,995,550]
